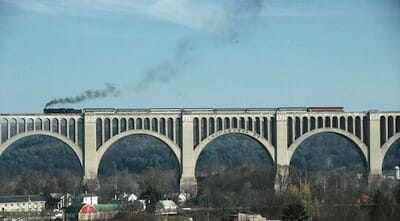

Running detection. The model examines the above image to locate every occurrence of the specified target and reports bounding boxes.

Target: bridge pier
[275,165,290,193]
[180,115,197,195]
[368,112,383,177]
[274,112,290,193]
[83,115,99,181]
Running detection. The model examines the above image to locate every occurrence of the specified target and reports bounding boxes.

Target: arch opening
[382,138,400,176]
[290,132,367,174]
[97,134,180,202]
[289,132,368,197]
[195,134,275,208]
[0,135,82,195]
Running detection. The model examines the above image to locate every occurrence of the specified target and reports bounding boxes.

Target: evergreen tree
[281,200,308,221]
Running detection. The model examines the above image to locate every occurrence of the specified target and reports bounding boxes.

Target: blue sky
[0,0,399,113]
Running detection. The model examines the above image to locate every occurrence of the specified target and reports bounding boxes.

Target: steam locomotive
[43,108,82,114]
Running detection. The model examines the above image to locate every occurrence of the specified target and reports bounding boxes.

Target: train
[306,107,344,112]
[43,106,345,114]
[43,108,82,114]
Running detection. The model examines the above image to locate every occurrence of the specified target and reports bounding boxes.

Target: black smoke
[134,38,194,92]
[134,0,264,93]
[204,0,264,42]
[43,0,265,107]
[44,83,119,108]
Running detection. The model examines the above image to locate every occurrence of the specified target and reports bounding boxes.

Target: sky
[0,0,399,113]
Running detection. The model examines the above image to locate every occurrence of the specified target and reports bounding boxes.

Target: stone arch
[0,130,83,167]
[381,132,400,165]
[95,130,181,173]
[193,129,276,167]
[287,128,369,166]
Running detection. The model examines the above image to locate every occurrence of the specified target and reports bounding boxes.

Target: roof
[0,195,45,203]
[94,204,124,212]
[49,193,64,199]
[79,204,97,214]
[82,194,98,198]
[156,200,177,209]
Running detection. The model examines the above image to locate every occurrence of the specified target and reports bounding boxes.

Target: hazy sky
[0,0,399,113]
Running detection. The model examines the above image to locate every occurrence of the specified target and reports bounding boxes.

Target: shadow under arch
[194,133,275,177]
[381,133,400,171]
[194,133,276,202]
[96,130,181,175]
[194,129,276,168]
[288,128,369,168]
[0,131,83,167]
[381,133,400,160]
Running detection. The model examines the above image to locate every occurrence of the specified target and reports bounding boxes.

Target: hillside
[0,132,399,194]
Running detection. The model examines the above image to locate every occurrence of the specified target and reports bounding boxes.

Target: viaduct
[0,107,400,193]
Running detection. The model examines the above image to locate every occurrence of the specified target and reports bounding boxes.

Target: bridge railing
[92,114,182,149]
[0,115,84,148]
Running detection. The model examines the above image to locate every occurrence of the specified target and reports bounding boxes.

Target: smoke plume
[135,0,264,92]
[43,0,265,107]
[204,0,264,42]
[134,38,195,92]
[45,83,119,108]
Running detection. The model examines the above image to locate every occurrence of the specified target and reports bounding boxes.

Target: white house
[113,193,137,204]
[0,195,46,213]
[82,195,98,206]
[155,200,178,215]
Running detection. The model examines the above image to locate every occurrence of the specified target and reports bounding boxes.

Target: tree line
[0,133,399,220]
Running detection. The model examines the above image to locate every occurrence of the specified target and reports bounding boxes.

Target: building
[78,204,97,221]
[112,193,137,204]
[65,203,124,221]
[132,200,146,212]
[227,213,272,221]
[155,200,178,215]
[82,195,98,206]
[46,193,73,209]
[238,213,267,221]
[0,195,46,213]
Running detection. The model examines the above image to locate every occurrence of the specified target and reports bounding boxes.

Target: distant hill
[0,135,82,177]
[291,133,366,174]
[98,134,180,177]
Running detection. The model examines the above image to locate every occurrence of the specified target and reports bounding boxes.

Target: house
[154,200,178,215]
[112,193,137,204]
[78,204,97,221]
[238,213,267,221]
[65,202,124,220]
[227,213,270,221]
[0,195,46,213]
[64,194,99,221]
[163,193,187,204]
[177,193,187,204]
[46,193,72,209]
[132,199,146,212]
[82,195,98,206]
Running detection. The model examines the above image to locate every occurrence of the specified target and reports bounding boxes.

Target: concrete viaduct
[1,108,400,193]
